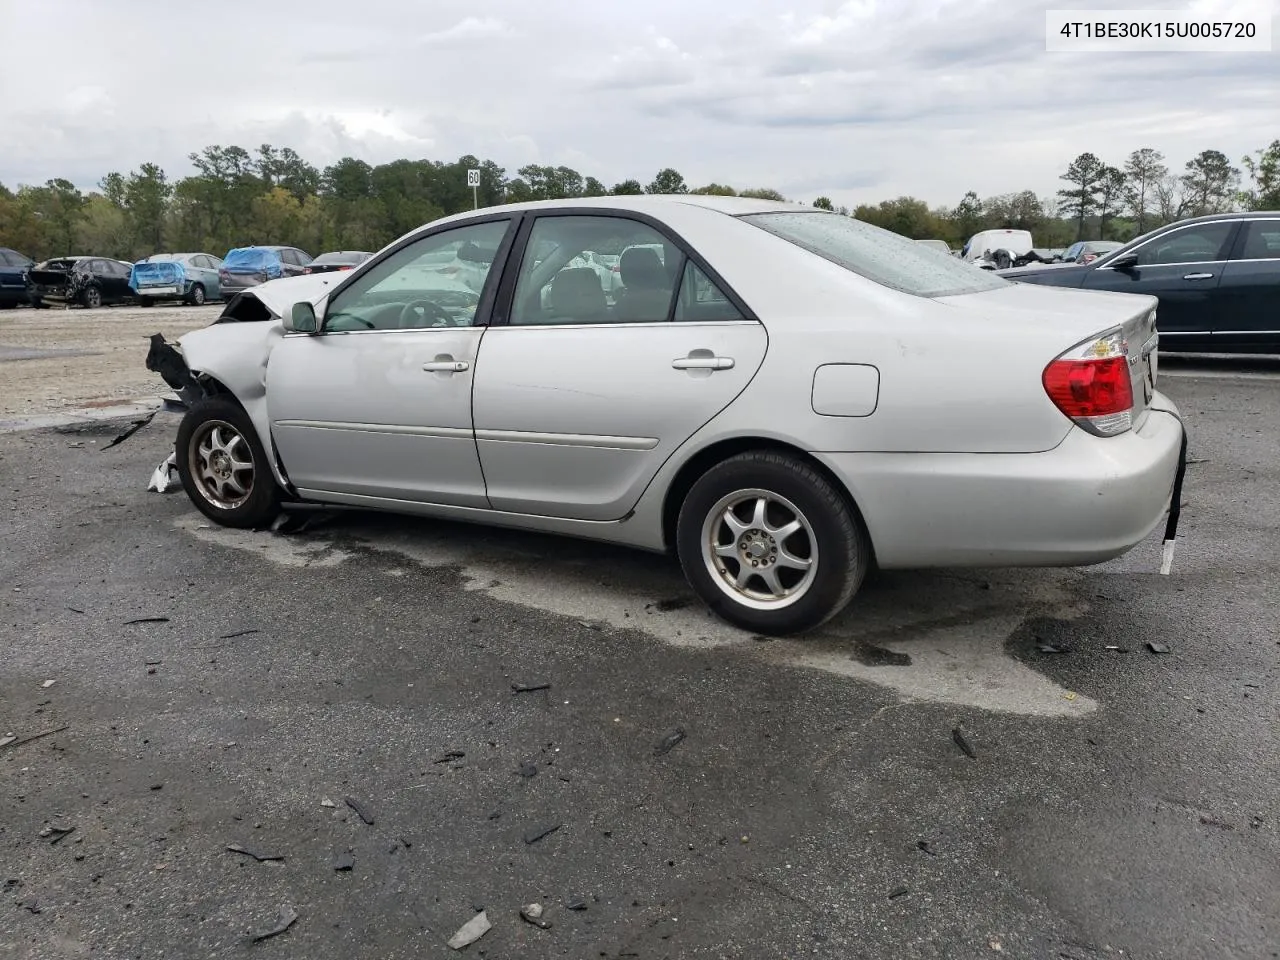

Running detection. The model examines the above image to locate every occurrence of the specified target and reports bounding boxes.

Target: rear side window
[1237,220,1280,260]
[742,212,1007,298]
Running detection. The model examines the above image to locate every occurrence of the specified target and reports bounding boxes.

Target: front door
[267,217,515,506]
[1082,220,1239,349]
[1214,217,1280,350]
[471,213,768,521]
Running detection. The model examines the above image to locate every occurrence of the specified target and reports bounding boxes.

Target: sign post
[466,168,480,210]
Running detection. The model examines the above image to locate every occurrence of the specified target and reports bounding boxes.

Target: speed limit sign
[466,169,481,187]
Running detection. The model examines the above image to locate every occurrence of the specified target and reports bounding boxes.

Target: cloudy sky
[1,0,1276,209]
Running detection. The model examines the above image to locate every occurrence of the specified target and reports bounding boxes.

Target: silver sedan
[156,196,1184,635]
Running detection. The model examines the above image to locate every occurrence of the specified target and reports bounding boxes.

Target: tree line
[1,139,1276,263]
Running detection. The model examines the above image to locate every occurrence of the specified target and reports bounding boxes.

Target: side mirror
[284,301,319,334]
[1107,252,1139,270]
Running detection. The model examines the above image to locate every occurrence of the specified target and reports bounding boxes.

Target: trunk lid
[133,261,185,288]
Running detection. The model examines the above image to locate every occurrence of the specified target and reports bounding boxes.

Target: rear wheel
[676,451,869,635]
[80,286,102,309]
[176,397,281,528]
[187,284,206,306]
[139,296,154,308]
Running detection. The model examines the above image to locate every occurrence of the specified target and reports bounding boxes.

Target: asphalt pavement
[1,363,1276,960]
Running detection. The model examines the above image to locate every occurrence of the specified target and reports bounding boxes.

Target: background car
[1060,240,1124,264]
[915,239,952,256]
[304,251,373,274]
[0,247,34,308]
[26,256,135,308]
[132,252,224,306]
[218,245,312,299]
[959,229,1034,269]
[159,196,1181,637]
[997,211,1280,353]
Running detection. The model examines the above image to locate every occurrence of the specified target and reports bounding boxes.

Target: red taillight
[339,265,353,270]
[1043,330,1134,436]
[304,266,312,274]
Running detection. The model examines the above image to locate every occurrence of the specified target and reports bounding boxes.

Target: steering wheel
[398,299,454,328]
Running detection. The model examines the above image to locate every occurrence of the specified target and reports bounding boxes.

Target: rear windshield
[742,212,1007,298]
[224,248,279,268]
[313,252,368,265]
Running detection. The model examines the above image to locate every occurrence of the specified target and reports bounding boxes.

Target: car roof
[429,194,811,228]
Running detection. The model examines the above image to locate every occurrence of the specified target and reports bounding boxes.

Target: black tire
[0,301,16,310]
[175,397,281,529]
[139,297,154,308]
[187,284,206,306]
[676,451,870,636]
[80,286,102,309]
[31,297,47,309]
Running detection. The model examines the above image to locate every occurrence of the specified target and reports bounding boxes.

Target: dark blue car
[0,247,34,308]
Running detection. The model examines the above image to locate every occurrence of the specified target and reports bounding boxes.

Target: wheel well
[660,437,876,563]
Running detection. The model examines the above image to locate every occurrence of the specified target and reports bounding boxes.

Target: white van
[960,229,1034,269]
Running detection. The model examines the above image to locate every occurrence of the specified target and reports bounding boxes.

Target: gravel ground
[0,303,218,418]
[0,349,1276,960]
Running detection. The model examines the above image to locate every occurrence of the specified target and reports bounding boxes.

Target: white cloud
[0,0,1275,210]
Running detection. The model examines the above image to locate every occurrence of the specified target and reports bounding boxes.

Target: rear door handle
[1183,272,1214,280]
[423,358,469,373]
[672,356,734,370]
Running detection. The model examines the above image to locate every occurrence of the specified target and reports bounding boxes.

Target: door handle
[672,356,734,370]
[1182,272,1214,281]
[423,358,469,373]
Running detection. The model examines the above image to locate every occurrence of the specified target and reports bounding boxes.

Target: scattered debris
[124,617,170,626]
[511,681,551,694]
[147,452,180,493]
[447,911,491,950]
[22,899,41,914]
[916,840,936,857]
[226,844,284,862]
[434,751,466,764]
[577,620,603,631]
[523,822,563,845]
[1063,692,1078,702]
[652,597,692,612]
[102,411,157,450]
[41,679,56,689]
[251,904,298,942]
[888,886,910,900]
[520,902,552,929]
[654,727,686,756]
[1147,641,1172,654]
[0,726,68,752]
[1104,645,1130,653]
[951,726,977,760]
[344,797,375,825]
[1036,643,1068,654]
[38,825,75,844]
[517,762,538,779]
[565,896,589,911]
[320,798,336,808]
[1199,815,1235,831]
[331,851,355,872]
[66,606,85,614]
[218,629,260,640]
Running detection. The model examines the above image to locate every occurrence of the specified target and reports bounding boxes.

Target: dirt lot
[0,303,220,418]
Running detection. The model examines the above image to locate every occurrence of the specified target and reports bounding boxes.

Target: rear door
[470,211,767,521]
[1213,217,1280,350]
[1082,219,1239,350]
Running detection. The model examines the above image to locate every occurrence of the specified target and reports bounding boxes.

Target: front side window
[1236,220,1280,260]
[1131,222,1235,266]
[511,216,684,325]
[324,219,510,332]
[743,212,1007,298]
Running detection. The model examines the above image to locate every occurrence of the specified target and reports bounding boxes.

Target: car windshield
[743,212,1007,297]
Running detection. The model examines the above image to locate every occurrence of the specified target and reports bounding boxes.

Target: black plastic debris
[218,629,259,640]
[434,751,466,764]
[146,334,199,393]
[251,904,298,942]
[1,726,69,752]
[38,825,75,844]
[888,886,910,900]
[1199,815,1234,831]
[331,851,355,872]
[226,844,284,862]
[102,411,157,450]
[951,727,977,760]
[344,797,375,825]
[654,727,686,756]
[566,896,589,911]
[520,903,552,929]
[517,762,538,779]
[523,822,563,845]
[1147,641,1172,654]
[511,681,551,694]
[916,840,936,857]
[124,617,170,626]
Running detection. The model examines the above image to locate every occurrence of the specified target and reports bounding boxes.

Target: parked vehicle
[997,212,1280,353]
[0,247,34,308]
[150,196,1182,636]
[26,256,136,308]
[915,239,951,256]
[304,251,373,274]
[132,253,224,306]
[218,246,312,299]
[960,229,1034,269]
[1060,240,1124,264]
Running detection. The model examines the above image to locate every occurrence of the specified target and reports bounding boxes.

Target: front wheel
[175,397,281,528]
[676,452,870,635]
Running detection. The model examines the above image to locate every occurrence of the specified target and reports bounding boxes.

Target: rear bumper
[815,394,1183,568]
[136,283,188,300]
[220,276,266,295]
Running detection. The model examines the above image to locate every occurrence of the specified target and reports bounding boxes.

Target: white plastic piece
[447,911,491,950]
[1159,538,1176,575]
[148,452,179,493]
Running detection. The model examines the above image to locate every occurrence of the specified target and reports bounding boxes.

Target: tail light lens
[304,266,312,274]
[1043,329,1134,437]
